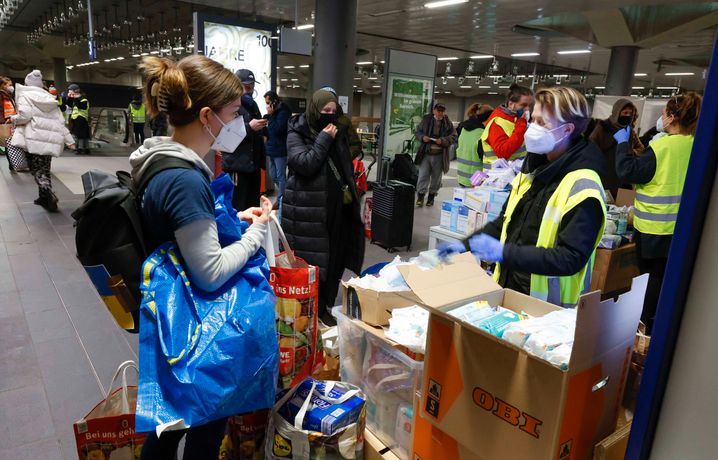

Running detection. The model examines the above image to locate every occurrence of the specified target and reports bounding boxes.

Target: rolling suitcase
[371,158,414,252]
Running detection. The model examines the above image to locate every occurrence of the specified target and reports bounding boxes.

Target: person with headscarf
[588,98,644,197]
[282,89,366,326]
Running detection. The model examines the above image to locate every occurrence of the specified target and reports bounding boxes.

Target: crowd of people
[0,53,703,457]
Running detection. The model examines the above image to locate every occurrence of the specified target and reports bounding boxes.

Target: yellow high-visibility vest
[494,169,606,308]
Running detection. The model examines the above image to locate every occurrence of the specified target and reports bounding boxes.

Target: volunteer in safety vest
[129,96,147,145]
[614,92,702,333]
[66,83,91,155]
[456,103,492,187]
[480,84,533,170]
[440,87,606,308]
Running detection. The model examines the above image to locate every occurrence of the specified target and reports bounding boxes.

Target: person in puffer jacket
[11,70,75,211]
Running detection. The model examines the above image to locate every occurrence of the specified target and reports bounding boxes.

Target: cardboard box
[412,401,483,460]
[336,310,424,459]
[591,243,641,294]
[365,428,401,460]
[342,282,420,327]
[615,188,636,207]
[593,422,631,460]
[397,254,646,460]
[453,187,468,203]
[441,200,453,229]
[464,188,492,213]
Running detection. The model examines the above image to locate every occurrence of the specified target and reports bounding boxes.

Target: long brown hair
[139,55,243,127]
[0,76,13,100]
[465,102,492,119]
[666,92,702,135]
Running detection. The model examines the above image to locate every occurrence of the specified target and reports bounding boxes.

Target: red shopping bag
[267,216,325,390]
[74,361,146,460]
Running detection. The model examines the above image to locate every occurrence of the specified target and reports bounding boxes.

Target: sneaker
[426,194,436,207]
[41,192,58,212]
[416,194,425,207]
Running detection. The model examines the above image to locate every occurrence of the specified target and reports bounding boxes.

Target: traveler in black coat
[282,89,365,325]
[221,69,268,211]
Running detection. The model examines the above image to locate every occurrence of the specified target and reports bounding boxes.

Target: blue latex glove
[468,234,504,263]
[437,241,466,261]
[613,126,631,144]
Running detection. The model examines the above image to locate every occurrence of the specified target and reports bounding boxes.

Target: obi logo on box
[472,386,543,438]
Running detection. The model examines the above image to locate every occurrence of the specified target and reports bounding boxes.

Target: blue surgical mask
[241,93,254,107]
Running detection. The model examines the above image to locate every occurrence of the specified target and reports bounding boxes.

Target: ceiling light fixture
[656,86,678,89]
[356,61,372,65]
[294,24,314,30]
[488,91,499,95]
[438,57,459,61]
[478,86,491,89]
[284,65,295,69]
[595,86,605,89]
[665,72,694,76]
[459,85,472,89]
[511,52,540,57]
[299,64,310,68]
[632,86,645,89]
[425,0,469,9]
[634,73,647,77]
[470,55,494,59]
[557,50,591,55]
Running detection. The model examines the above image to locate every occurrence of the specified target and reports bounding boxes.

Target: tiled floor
[0,146,457,459]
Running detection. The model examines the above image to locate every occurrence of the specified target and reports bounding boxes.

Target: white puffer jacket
[11,84,74,157]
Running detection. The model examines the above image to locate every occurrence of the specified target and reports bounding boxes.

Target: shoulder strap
[135,157,196,196]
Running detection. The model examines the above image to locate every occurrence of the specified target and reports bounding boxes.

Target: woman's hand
[254,196,273,224]
[237,207,261,224]
[323,123,338,139]
[68,143,77,150]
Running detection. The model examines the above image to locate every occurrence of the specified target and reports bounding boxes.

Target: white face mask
[524,123,568,155]
[206,111,247,152]
[4,86,13,94]
[656,115,664,133]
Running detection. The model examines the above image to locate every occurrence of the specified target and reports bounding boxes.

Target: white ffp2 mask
[207,112,247,152]
[524,123,568,155]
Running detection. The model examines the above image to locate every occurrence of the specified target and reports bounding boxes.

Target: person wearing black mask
[221,69,268,211]
[588,99,644,197]
[282,89,365,326]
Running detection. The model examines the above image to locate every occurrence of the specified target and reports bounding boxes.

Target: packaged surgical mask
[208,112,247,152]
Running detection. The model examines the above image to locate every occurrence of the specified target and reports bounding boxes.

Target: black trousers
[230,170,262,212]
[140,417,227,460]
[637,255,667,334]
[133,122,146,144]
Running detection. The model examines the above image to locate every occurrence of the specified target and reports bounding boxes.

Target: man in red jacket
[480,84,533,169]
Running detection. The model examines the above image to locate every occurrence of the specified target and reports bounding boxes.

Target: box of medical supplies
[396,254,646,460]
[591,243,640,294]
[342,282,419,327]
[336,310,423,460]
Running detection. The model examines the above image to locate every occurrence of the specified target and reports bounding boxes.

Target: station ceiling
[0,0,715,96]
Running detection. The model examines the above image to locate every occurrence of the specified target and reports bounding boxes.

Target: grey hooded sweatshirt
[129,137,267,292]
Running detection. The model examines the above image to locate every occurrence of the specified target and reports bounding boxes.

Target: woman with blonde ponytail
[130,55,274,460]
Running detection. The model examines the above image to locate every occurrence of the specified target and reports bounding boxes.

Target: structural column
[53,58,67,91]
[605,46,639,96]
[313,0,357,114]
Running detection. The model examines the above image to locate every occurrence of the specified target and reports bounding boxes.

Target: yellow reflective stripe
[147,300,157,316]
[635,193,681,205]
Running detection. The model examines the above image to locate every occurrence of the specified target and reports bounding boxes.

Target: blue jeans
[269,156,287,200]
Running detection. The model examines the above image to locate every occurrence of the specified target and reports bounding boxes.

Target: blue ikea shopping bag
[135,173,278,433]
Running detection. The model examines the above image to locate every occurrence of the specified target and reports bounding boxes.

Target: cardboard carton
[591,243,641,294]
[412,401,483,460]
[397,254,646,460]
[365,428,401,460]
[453,187,468,203]
[593,422,631,460]
[614,188,636,207]
[342,282,420,327]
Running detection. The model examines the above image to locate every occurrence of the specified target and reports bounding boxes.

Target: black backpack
[71,158,193,333]
[391,153,419,187]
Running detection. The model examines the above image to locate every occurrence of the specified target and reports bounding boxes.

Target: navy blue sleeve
[616,143,657,185]
[142,168,214,248]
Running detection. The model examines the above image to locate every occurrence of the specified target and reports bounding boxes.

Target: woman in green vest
[614,92,702,333]
[66,83,91,155]
[440,87,606,308]
[456,103,492,187]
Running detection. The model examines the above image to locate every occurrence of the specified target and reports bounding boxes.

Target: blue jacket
[266,102,291,158]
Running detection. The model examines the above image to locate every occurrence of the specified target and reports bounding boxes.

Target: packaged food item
[393,403,414,459]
